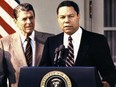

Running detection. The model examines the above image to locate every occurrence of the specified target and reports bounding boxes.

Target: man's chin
[26,30,33,35]
[65,31,73,35]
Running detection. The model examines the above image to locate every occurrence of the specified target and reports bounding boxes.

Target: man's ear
[13,18,18,28]
[77,14,80,19]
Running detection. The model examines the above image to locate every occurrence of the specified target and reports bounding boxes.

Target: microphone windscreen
[55,47,59,53]
[59,44,65,51]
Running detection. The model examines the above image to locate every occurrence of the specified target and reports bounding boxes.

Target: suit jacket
[0,30,53,87]
[40,28,116,87]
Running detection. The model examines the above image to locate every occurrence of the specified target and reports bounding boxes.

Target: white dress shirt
[19,31,35,66]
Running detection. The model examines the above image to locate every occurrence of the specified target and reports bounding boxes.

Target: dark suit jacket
[0,30,53,87]
[40,28,116,87]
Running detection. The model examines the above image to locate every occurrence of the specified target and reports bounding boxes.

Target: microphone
[54,44,67,66]
[57,45,65,66]
[57,45,65,60]
[54,47,59,66]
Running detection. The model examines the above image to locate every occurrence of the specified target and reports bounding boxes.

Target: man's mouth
[26,26,33,28]
[64,26,72,28]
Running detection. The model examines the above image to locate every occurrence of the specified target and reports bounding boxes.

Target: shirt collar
[64,27,82,48]
[64,27,82,41]
[19,31,35,44]
[71,27,82,43]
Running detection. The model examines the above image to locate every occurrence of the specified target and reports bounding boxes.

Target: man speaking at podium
[40,0,116,87]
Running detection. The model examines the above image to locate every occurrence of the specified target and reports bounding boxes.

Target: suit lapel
[11,33,27,66]
[75,29,90,65]
[34,31,44,66]
[34,41,44,66]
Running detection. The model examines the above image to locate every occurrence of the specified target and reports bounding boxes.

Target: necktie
[65,36,74,66]
[25,37,32,66]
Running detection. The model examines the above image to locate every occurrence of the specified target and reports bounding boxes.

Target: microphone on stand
[57,45,65,60]
[57,45,65,66]
[54,44,68,66]
[54,47,59,66]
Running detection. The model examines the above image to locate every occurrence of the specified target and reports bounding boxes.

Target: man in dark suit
[40,1,116,87]
[0,3,53,87]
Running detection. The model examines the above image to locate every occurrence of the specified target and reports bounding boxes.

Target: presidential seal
[40,70,72,87]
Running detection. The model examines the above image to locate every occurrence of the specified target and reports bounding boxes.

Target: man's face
[14,10,35,36]
[57,6,80,35]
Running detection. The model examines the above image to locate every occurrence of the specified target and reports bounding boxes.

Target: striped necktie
[25,37,32,66]
[65,36,74,66]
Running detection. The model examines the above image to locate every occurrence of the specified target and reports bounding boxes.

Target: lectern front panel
[18,67,102,87]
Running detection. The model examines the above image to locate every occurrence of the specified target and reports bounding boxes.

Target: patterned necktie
[65,36,74,66]
[25,37,32,66]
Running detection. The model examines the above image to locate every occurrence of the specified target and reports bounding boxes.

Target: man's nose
[26,18,31,23]
[64,17,70,23]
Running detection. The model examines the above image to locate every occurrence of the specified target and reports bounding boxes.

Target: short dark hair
[56,0,79,15]
[13,3,35,19]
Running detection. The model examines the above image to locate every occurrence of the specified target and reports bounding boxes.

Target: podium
[18,67,102,87]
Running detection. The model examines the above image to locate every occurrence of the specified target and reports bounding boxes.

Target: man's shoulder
[0,33,18,41]
[35,30,54,43]
[0,33,19,46]
[82,29,105,38]
[82,29,107,43]
[46,32,63,39]
[35,30,54,38]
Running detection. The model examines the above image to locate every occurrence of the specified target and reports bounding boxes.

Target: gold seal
[40,70,72,87]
